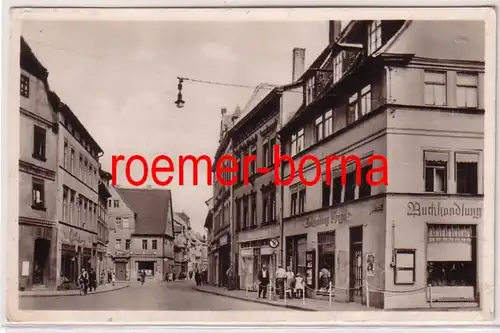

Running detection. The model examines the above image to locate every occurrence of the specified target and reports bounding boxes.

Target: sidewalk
[194,284,378,311]
[19,282,129,298]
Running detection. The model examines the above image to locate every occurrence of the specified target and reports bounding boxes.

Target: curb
[19,284,130,298]
[194,286,316,311]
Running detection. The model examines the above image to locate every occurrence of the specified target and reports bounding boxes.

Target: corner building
[279,20,484,309]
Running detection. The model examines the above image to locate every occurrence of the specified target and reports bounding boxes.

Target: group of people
[194,269,208,286]
[77,268,99,296]
[257,264,304,299]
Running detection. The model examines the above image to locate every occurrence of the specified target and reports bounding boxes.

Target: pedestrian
[226,265,234,290]
[107,269,112,284]
[275,265,286,299]
[285,266,295,299]
[100,270,106,285]
[89,268,97,292]
[78,268,89,296]
[295,273,304,299]
[111,270,116,286]
[195,270,201,286]
[257,264,270,299]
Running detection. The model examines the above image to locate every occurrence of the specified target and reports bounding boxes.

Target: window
[250,145,257,175]
[142,239,148,250]
[108,199,112,208]
[315,116,324,142]
[291,129,305,156]
[360,85,372,116]
[62,187,68,221]
[332,170,343,204]
[262,191,269,223]
[394,249,416,285]
[367,20,382,55]
[424,71,447,106]
[298,189,306,214]
[64,141,69,169]
[262,141,269,167]
[290,192,298,216]
[125,239,131,250]
[347,93,358,124]
[89,165,93,187]
[76,196,81,226]
[83,159,87,183]
[115,239,121,250]
[344,169,357,202]
[69,191,75,223]
[250,193,257,227]
[314,110,334,142]
[122,218,129,228]
[33,125,46,160]
[358,164,373,198]
[152,240,158,250]
[324,110,333,138]
[424,151,448,193]
[32,178,45,210]
[114,200,119,208]
[115,217,122,229]
[321,178,331,208]
[243,198,249,229]
[20,74,30,97]
[269,137,276,165]
[456,153,479,195]
[79,155,83,179]
[333,52,344,83]
[456,73,478,108]
[70,148,75,173]
[270,190,276,221]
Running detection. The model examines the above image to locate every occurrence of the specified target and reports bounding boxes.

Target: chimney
[329,21,342,44]
[292,48,306,82]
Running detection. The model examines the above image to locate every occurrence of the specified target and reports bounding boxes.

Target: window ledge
[32,154,47,162]
[31,205,47,212]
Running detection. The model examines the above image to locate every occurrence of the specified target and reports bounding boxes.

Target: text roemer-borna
[111,145,388,187]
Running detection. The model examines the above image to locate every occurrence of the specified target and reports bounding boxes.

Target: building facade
[116,187,175,281]
[18,37,59,290]
[97,170,112,275]
[279,20,484,309]
[173,212,190,275]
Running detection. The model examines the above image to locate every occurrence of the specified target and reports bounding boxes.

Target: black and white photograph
[7,7,495,323]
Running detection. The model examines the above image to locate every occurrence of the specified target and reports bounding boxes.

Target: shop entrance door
[349,226,363,303]
[33,238,50,285]
[115,262,127,280]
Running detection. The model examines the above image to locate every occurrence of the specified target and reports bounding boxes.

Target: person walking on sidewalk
[111,270,116,286]
[275,265,286,299]
[78,269,89,296]
[257,264,270,299]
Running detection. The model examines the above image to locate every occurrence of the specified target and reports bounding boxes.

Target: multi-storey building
[18,37,59,290]
[115,187,175,281]
[50,89,104,285]
[204,198,214,282]
[278,20,484,309]
[210,107,239,287]
[97,170,112,275]
[173,212,190,275]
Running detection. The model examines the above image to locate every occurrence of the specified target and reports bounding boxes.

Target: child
[294,273,304,299]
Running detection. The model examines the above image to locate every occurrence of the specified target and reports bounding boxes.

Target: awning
[427,242,472,261]
[425,151,449,163]
[455,153,479,164]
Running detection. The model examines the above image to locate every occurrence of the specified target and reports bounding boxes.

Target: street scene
[16,14,487,314]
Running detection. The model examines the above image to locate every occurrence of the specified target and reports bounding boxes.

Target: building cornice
[19,160,56,181]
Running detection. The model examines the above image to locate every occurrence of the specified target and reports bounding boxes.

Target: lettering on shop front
[303,210,352,228]
[407,201,482,220]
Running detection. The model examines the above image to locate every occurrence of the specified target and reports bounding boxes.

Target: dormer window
[367,20,382,55]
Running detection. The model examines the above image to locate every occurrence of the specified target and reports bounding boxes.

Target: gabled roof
[116,188,173,236]
[20,36,48,81]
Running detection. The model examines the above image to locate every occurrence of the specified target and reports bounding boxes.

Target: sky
[22,20,329,235]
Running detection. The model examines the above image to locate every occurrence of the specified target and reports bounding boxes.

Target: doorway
[115,262,127,280]
[349,226,363,303]
[33,238,50,285]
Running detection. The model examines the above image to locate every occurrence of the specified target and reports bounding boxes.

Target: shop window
[142,239,148,250]
[394,249,416,285]
[33,125,46,161]
[291,128,305,156]
[424,151,449,193]
[426,224,476,288]
[152,240,158,250]
[455,153,479,195]
[358,165,372,198]
[321,178,330,208]
[424,71,447,106]
[20,74,30,97]
[318,231,335,291]
[367,20,382,55]
[115,239,121,250]
[290,192,298,216]
[32,177,45,210]
[298,189,306,214]
[456,73,478,108]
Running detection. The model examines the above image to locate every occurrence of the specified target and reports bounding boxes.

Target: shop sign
[303,209,352,228]
[269,238,279,249]
[219,234,228,246]
[60,226,93,247]
[407,201,482,220]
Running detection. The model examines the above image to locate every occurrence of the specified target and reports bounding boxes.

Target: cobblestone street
[19,280,295,311]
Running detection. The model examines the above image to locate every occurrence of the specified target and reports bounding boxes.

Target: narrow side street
[19,280,295,311]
